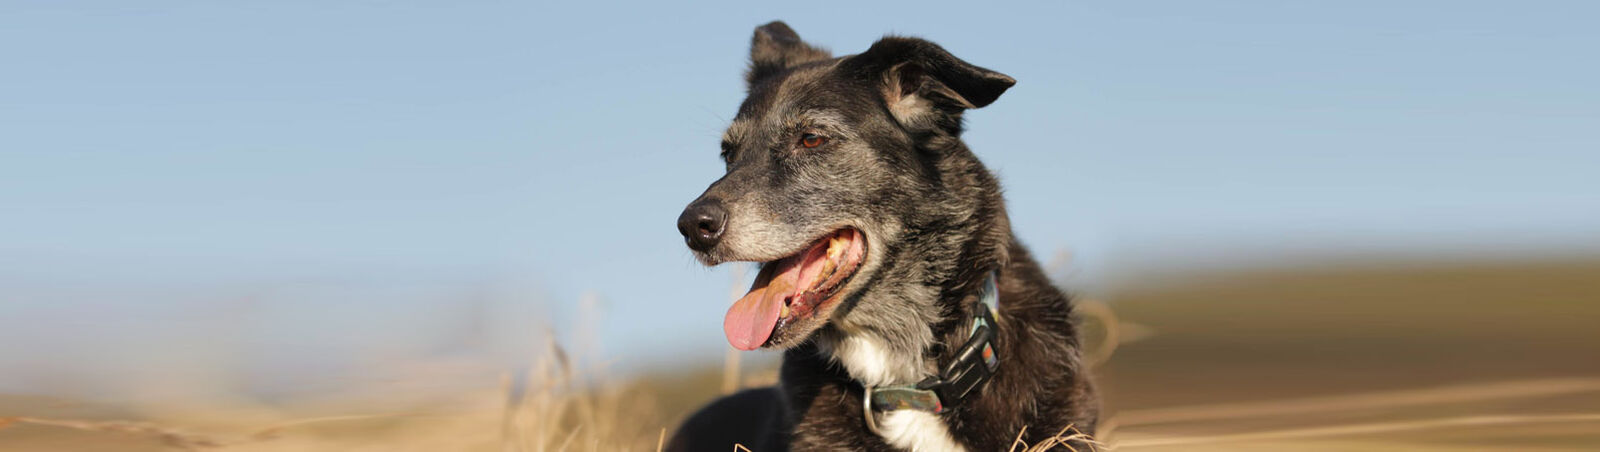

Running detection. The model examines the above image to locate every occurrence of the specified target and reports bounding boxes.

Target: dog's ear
[747,21,831,86]
[842,36,1015,131]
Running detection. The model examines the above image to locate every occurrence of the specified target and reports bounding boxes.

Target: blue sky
[2,1,1597,395]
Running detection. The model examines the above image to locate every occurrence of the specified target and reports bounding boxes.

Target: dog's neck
[820,321,933,388]
[813,233,1005,452]
[820,274,998,384]
[821,148,1010,389]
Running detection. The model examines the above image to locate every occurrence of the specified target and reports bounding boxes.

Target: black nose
[677,199,728,252]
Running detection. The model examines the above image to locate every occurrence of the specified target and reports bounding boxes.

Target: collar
[863,271,1001,434]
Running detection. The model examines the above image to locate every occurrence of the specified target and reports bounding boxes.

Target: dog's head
[677,21,1014,351]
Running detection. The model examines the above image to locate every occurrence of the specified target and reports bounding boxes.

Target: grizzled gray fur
[669,21,1099,451]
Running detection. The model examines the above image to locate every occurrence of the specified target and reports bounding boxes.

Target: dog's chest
[829,335,968,452]
[875,411,966,452]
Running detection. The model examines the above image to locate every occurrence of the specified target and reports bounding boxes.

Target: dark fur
[670,21,1098,451]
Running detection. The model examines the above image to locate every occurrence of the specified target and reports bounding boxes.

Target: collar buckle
[926,301,999,408]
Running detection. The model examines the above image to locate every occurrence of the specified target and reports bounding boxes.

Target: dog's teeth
[780,303,790,317]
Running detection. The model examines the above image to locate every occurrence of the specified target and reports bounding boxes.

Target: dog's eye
[799,133,826,149]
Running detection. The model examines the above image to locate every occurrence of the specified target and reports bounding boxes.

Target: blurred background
[2,1,1597,450]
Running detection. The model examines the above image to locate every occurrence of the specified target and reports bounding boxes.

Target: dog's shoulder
[666,386,788,452]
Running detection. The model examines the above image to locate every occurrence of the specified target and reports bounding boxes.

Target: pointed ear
[747,21,831,86]
[841,37,1015,130]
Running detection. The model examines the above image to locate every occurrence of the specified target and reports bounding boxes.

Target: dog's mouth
[723,228,867,350]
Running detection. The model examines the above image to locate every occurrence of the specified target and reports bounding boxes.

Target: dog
[668,21,1099,451]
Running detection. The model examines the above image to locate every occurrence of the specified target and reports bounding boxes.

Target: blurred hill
[1098,256,1600,450]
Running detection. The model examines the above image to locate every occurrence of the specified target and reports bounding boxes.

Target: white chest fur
[828,335,968,452]
[877,411,967,452]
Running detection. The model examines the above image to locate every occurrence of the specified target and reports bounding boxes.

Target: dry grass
[4,257,1599,450]
[0,416,228,450]
[1009,425,1101,452]
[497,343,663,451]
[0,342,665,451]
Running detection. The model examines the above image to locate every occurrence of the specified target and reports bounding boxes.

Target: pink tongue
[724,257,803,350]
